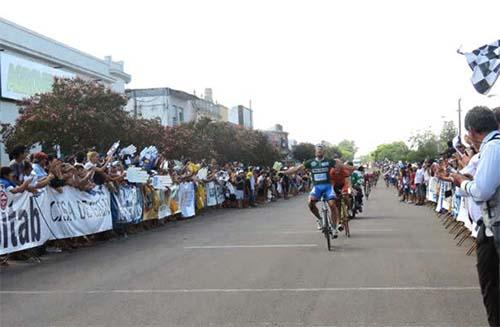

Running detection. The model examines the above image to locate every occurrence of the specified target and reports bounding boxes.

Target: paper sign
[273,162,283,171]
[120,144,137,157]
[125,167,150,183]
[197,167,208,180]
[107,141,120,157]
[152,175,173,190]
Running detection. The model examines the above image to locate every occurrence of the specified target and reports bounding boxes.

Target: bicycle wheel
[322,205,332,251]
[341,199,350,237]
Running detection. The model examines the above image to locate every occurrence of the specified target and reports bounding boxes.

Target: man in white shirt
[451,106,500,327]
[414,162,425,205]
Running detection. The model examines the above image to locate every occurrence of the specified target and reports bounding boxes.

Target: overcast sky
[2,0,500,155]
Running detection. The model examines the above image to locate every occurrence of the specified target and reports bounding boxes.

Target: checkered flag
[459,40,500,95]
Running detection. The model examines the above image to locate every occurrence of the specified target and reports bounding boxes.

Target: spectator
[32,152,49,178]
[451,106,500,327]
[0,167,32,194]
[415,162,425,205]
[8,145,27,185]
[495,107,500,128]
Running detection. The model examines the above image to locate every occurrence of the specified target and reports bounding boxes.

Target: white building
[0,17,131,165]
[228,105,253,129]
[125,87,223,126]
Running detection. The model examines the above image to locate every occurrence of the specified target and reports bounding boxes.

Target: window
[178,108,184,123]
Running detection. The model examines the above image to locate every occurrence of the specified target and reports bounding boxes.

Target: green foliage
[408,129,439,162]
[439,120,458,151]
[336,139,358,161]
[291,142,315,162]
[371,141,410,162]
[163,117,281,166]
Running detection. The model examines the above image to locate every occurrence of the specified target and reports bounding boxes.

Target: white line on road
[277,229,397,234]
[184,244,318,249]
[0,286,480,295]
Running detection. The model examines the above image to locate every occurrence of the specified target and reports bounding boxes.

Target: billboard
[0,52,74,100]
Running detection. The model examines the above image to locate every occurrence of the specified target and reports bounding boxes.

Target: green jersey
[303,158,336,185]
[351,171,363,186]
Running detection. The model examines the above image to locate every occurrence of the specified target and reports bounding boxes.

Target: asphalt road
[0,186,488,326]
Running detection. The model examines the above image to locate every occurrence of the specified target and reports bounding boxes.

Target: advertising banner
[179,182,196,218]
[111,185,143,225]
[0,187,49,255]
[43,186,112,240]
[206,182,217,207]
[0,52,74,100]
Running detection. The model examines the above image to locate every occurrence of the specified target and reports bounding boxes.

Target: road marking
[184,244,318,249]
[277,229,396,234]
[0,286,480,295]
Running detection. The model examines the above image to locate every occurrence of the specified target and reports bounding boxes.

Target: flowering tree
[162,118,281,165]
[4,77,130,155]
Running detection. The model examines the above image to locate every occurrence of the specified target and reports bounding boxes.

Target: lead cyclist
[284,144,345,238]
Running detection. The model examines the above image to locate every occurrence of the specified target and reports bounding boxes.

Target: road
[0,186,487,326]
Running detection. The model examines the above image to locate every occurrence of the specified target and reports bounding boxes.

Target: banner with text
[42,186,112,240]
[0,187,49,255]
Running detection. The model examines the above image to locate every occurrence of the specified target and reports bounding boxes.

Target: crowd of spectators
[382,106,500,326]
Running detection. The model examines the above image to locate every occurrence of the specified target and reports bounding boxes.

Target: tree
[4,77,130,155]
[371,141,410,162]
[324,145,343,159]
[292,143,315,162]
[439,120,458,152]
[336,139,358,161]
[408,129,439,162]
[162,118,281,165]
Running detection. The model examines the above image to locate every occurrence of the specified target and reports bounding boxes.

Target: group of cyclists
[284,144,378,239]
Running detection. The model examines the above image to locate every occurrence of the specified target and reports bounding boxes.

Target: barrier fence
[424,176,477,254]
[0,181,228,256]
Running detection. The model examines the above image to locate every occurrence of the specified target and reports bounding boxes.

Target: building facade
[125,87,225,126]
[263,124,289,155]
[0,17,131,165]
[228,105,253,129]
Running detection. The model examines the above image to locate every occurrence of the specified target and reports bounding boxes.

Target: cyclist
[363,170,373,197]
[329,161,355,231]
[351,165,365,212]
[283,144,339,237]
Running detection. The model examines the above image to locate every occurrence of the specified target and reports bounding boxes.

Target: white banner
[178,182,196,218]
[42,186,112,239]
[0,187,50,255]
[206,182,217,207]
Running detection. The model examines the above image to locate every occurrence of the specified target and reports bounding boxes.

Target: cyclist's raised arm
[283,164,305,175]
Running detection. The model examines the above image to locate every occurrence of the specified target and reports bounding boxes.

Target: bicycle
[337,193,351,237]
[364,180,371,199]
[319,197,334,251]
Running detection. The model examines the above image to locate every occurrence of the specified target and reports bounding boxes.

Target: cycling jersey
[329,166,351,187]
[351,171,364,187]
[303,158,336,185]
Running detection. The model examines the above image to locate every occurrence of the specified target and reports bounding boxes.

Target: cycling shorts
[333,183,349,197]
[310,183,336,201]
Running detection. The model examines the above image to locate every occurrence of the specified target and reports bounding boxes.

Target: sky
[2,0,500,155]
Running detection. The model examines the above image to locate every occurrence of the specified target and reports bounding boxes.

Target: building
[125,87,225,126]
[263,124,289,155]
[0,17,131,165]
[228,105,253,129]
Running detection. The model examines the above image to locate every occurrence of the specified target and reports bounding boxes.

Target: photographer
[450,106,500,327]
